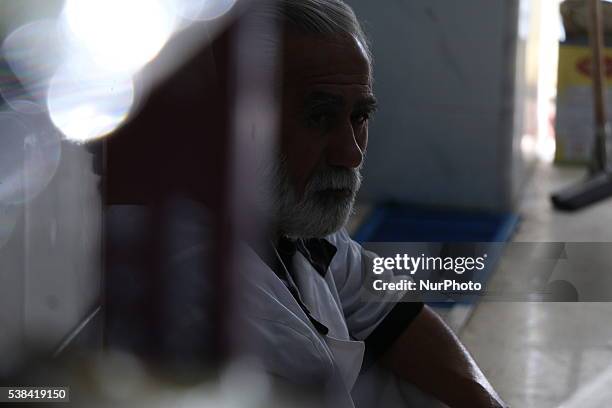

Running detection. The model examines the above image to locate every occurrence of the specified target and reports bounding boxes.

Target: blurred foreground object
[0,0,239,144]
[1,351,319,408]
[1,0,277,392]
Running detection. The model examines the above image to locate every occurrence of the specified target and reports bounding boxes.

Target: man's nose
[326,121,363,169]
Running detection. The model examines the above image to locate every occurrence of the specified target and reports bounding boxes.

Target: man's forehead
[282,32,372,87]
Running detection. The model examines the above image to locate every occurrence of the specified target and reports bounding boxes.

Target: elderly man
[100,1,506,406]
[241,1,508,407]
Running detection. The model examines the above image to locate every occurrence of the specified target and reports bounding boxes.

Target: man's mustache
[306,166,362,193]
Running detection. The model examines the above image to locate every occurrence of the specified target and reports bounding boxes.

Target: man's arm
[381,305,507,408]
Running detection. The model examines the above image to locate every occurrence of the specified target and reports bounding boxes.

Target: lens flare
[0,19,65,114]
[61,0,176,73]
[46,66,134,143]
[0,112,62,205]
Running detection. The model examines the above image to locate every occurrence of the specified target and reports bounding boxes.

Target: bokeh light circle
[166,0,237,22]
[62,0,176,73]
[0,19,65,114]
[46,66,135,143]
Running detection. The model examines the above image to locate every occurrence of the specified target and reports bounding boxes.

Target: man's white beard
[269,157,362,239]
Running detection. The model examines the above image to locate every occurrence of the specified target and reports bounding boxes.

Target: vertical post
[588,0,608,172]
[214,0,280,362]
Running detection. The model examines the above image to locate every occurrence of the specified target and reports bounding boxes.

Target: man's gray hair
[263,0,372,66]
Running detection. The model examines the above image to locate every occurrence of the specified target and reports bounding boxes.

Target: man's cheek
[289,163,312,199]
[296,152,327,193]
[356,128,368,151]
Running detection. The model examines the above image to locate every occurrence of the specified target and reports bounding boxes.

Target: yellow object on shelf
[555,42,612,164]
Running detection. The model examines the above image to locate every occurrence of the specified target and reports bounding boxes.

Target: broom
[551,0,612,210]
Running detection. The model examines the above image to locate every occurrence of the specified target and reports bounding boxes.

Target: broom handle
[589,0,608,170]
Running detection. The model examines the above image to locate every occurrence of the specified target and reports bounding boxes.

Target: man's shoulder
[324,228,367,279]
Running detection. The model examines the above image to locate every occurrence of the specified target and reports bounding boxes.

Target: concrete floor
[460,163,612,408]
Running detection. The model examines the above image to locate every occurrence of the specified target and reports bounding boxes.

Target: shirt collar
[278,237,338,277]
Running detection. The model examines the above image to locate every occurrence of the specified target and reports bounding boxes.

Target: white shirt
[240,229,423,407]
[106,202,424,408]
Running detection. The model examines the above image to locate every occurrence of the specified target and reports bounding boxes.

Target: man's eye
[307,112,334,129]
[352,112,371,125]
